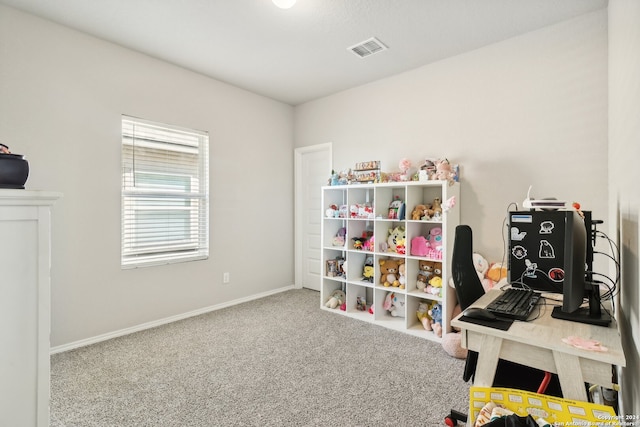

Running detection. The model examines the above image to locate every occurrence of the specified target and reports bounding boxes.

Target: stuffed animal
[486,262,508,289]
[431,198,443,220]
[387,226,406,253]
[383,291,405,317]
[379,258,404,287]
[362,235,375,252]
[416,302,432,331]
[411,204,429,220]
[325,289,345,309]
[427,227,443,253]
[397,263,406,290]
[410,236,430,257]
[332,227,346,246]
[362,255,374,283]
[425,275,443,297]
[472,252,496,292]
[442,304,468,359]
[472,252,489,280]
[435,158,456,185]
[416,260,435,291]
[428,303,443,337]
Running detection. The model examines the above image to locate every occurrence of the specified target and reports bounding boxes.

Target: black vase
[0,153,30,189]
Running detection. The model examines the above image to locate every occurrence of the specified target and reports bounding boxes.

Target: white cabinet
[320,181,459,342]
[0,190,61,427]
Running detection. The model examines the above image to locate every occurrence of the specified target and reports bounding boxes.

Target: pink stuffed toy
[410,236,430,256]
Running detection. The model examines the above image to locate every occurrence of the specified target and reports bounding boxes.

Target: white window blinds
[121,116,209,268]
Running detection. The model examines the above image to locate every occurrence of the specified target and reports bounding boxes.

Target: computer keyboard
[485,288,541,321]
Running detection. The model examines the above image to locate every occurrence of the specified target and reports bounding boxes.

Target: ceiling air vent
[348,37,388,58]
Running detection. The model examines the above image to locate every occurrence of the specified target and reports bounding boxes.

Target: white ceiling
[1,0,607,105]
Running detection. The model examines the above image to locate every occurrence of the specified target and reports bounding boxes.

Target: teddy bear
[324,289,345,309]
[411,204,429,220]
[379,258,404,287]
[386,226,405,253]
[383,291,405,317]
[428,303,443,337]
[416,302,432,331]
[416,260,435,291]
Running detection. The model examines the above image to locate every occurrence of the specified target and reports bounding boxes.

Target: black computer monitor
[550,210,611,326]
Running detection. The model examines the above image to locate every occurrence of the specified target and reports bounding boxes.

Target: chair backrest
[451,225,486,310]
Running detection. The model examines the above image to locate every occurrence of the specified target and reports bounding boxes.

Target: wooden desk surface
[451,289,626,368]
[451,289,626,401]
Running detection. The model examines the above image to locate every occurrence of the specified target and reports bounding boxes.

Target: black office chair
[451,225,485,382]
[445,225,560,426]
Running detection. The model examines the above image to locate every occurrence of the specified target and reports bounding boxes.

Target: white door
[295,143,332,291]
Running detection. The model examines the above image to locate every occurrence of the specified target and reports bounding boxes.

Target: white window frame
[121,115,209,268]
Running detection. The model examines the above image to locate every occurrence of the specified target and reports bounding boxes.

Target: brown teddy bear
[379,258,404,287]
[411,204,429,220]
[416,260,435,291]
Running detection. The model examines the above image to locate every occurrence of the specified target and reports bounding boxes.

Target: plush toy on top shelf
[434,158,457,185]
[418,159,437,181]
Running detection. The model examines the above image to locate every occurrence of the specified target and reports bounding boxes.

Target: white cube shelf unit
[320,181,460,342]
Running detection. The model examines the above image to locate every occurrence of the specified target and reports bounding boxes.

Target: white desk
[451,289,626,404]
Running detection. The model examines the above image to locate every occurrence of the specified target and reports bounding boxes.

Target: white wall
[295,10,608,264]
[0,5,295,348]
[608,0,640,417]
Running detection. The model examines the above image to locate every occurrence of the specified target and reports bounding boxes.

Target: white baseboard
[50,285,295,355]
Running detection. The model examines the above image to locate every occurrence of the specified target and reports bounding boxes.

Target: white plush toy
[383,291,405,317]
[324,290,345,309]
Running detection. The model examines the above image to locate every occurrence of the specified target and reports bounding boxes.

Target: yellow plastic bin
[469,386,620,426]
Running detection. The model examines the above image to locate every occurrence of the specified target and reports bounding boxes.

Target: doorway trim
[294,142,332,289]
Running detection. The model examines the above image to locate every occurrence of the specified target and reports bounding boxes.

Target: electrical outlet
[223,272,230,283]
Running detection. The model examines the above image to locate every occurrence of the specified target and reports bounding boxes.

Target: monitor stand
[551,285,611,326]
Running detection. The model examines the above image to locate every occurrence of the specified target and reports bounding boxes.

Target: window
[121,116,209,268]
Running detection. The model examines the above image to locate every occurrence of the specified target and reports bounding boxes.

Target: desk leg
[473,335,503,387]
[552,350,588,401]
